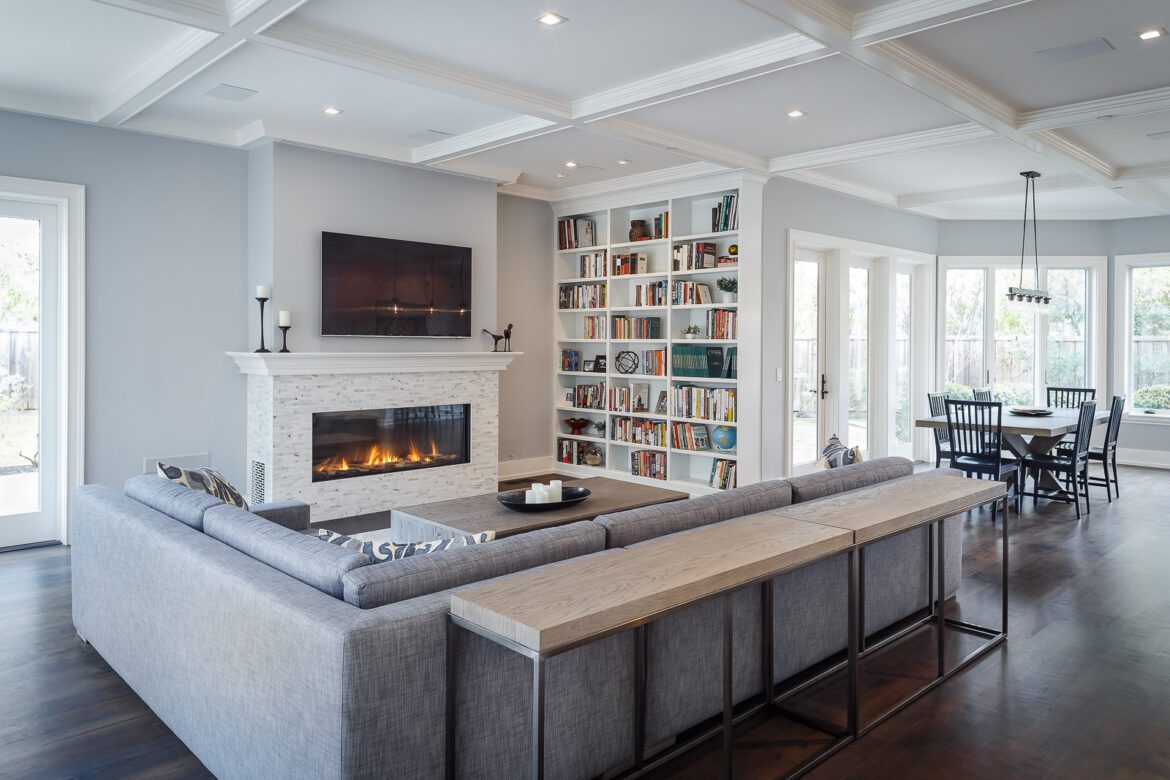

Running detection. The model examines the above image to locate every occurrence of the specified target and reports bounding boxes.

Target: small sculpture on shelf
[503,323,513,352]
[615,350,639,374]
[564,417,591,435]
[629,219,651,242]
[483,324,514,352]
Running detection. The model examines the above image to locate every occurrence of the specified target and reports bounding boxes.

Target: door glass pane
[0,216,41,517]
[895,272,912,446]
[791,260,819,464]
[1046,269,1088,388]
[849,267,868,451]
[994,268,1036,404]
[1132,265,1170,415]
[945,269,984,397]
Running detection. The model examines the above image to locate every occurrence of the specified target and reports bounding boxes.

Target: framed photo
[632,383,650,412]
[655,390,668,414]
[564,390,574,406]
[583,360,596,372]
[593,355,607,373]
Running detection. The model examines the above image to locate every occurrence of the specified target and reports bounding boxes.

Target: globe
[711,425,736,451]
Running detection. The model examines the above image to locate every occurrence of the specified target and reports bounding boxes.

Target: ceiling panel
[288,0,797,99]
[929,185,1160,218]
[0,0,191,105]
[1059,112,1170,168]
[905,0,1170,111]
[626,55,962,158]
[137,42,520,148]
[819,138,1067,195]
[443,127,696,189]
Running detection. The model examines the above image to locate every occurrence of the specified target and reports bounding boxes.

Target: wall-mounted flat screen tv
[321,231,472,337]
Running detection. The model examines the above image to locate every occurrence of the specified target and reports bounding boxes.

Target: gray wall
[496,195,553,466]
[0,111,249,489]
[260,143,498,353]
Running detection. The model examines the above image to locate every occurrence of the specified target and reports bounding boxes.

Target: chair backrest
[945,399,1003,461]
[1047,386,1096,408]
[972,387,994,402]
[927,392,950,446]
[1104,394,1125,451]
[1071,400,1098,459]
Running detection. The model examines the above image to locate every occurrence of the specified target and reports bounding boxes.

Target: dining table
[915,406,1109,500]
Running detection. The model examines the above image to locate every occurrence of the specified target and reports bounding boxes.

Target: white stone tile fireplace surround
[228,352,520,523]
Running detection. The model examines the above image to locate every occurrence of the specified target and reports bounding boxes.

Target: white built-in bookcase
[551,173,764,493]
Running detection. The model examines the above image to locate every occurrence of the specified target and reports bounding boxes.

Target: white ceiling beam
[117,113,244,145]
[499,161,731,204]
[852,0,1036,46]
[587,116,769,172]
[1018,86,1170,132]
[411,117,564,165]
[768,122,994,172]
[93,28,219,121]
[252,19,571,122]
[92,0,229,32]
[780,169,900,206]
[1118,162,1170,181]
[0,90,95,123]
[96,0,312,126]
[897,172,1085,207]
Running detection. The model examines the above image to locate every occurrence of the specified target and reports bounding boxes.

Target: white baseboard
[498,456,556,480]
[1116,448,1170,469]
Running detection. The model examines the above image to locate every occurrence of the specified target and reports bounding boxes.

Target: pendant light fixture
[1007,170,1051,315]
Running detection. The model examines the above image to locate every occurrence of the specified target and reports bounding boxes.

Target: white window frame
[937,256,1107,404]
[1113,252,1170,426]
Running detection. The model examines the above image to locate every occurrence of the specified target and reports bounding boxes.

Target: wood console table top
[450,513,852,653]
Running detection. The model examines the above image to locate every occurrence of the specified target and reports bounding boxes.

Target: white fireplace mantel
[227,351,522,376]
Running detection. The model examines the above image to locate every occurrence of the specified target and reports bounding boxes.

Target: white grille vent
[250,460,267,505]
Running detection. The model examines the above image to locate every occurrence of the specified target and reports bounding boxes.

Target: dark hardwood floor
[2,466,1168,779]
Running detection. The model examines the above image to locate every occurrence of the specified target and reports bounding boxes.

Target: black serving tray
[497,486,591,512]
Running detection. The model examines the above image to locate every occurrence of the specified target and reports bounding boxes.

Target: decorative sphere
[615,350,639,374]
[728,244,738,256]
[711,425,737,451]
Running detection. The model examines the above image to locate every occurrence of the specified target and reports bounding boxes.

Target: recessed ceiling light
[1139,28,1165,40]
[787,109,806,118]
[617,159,631,165]
[323,107,343,116]
[564,160,578,168]
[536,11,567,26]
[554,172,568,178]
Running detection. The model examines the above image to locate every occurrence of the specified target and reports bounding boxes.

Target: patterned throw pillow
[816,435,864,470]
[157,462,248,510]
[314,529,494,562]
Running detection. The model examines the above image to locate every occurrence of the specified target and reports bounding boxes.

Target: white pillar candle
[278,310,292,327]
[255,285,270,299]
[524,489,537,504]
[531,483,544,493]
[549,480,563,501]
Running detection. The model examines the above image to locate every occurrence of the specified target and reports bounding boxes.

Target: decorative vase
[629,220,651,242]
[684,332,698,340]
[717,291,737,304]
[566,418,590,435]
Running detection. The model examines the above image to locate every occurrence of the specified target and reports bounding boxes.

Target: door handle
[820,374,828,400]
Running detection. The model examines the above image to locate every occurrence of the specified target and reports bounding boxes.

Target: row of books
[706,308,737,340]
[611,253,649,276]
[575,251,606,279]
[558,282,606,310]
[611,315,661,340]
[673,242,717,270]
[650,211,668,240]
[630,450,667,480]
[557,438,602,467]
[638,348,666,376]
[558,217,597,250]
[572,381,606,409]
[582,315,606,339]
[712,194,738,232]
[672,280,712,306]
[672,345,737,378]
[631,280,668,307]
[671,422,711,451]
[709,458,737,489]
[673,385,737,422]
[611,418,667,447]
[610,383,652,414]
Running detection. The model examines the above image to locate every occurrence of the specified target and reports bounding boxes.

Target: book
[632,383,650,412]
[705,347,724,378]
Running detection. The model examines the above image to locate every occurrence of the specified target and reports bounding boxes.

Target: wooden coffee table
[390,476,688,542]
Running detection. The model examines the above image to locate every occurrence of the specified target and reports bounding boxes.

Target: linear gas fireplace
[312,404,471,482]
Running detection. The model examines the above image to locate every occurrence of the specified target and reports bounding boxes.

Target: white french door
[0,198,61,548]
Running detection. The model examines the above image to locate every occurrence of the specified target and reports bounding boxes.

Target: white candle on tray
[549,480,563,501]
[525,489,537,504]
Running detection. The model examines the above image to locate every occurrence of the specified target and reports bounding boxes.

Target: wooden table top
[915,406,1108,438]
[770,473,1006,544]
[392,476,688,538]
[450,513,853,653]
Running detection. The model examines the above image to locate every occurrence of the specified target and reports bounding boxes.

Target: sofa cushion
[157,462,248,510]
[315,528,494,562]
[342,521,606,608]
[124,474,223,530]
[204,504,369,598]
[594,479,793,548]
[787,456,913,504]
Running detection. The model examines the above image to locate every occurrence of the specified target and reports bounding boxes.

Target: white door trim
[0,175,85,545]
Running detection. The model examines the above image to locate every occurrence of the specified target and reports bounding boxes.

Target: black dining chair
[1083,394,1125,501]
[1047,386,1096,408]
[1021,400,1097,520]
[972,387,994,402]
[927,391,952,468]
[945,399,1022,516]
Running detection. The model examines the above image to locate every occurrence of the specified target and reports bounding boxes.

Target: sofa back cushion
[341,520,606,608]
[787,457,913,504]
[203,504,369,598]
[594,479,793,548]
[124,474,223,530]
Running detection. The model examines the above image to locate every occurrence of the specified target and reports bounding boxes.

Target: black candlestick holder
[255,297,271,353]
[278,326,291,353]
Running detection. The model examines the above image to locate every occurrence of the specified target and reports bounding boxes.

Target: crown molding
[498,161,729,207]
[781,169,900,207]
[93,27,218,122]
[743,0,854,38]
[412,117,563,165]
[897,173,1085,207]
[853,0,1034,45]
[589,116,768,172]
[925,207,1159,220]
[497,183,558,201]
[0,90,95,123]
[1028,129,1114,179]
[117,114,244,146]
[768,122,994,172]
[1119,162,1170,181]
[1018,86,1170,132]
[92,0,228,32]
[253,19,571,121]
[259,120,415,164]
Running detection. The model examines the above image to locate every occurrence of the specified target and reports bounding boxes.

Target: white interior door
[0,198,60,548]
[789,252,825,474]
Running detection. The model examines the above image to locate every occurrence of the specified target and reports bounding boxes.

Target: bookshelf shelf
[553,184,753,492]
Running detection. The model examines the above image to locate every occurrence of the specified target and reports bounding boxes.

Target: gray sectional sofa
[71,457,967,780]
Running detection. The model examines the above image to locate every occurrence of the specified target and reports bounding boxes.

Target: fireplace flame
[313,440,456,475]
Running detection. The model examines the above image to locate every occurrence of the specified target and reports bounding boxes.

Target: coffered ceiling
[2,0,1169,219]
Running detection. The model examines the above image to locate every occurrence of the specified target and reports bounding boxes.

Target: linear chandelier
[1007,170,1051,315]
